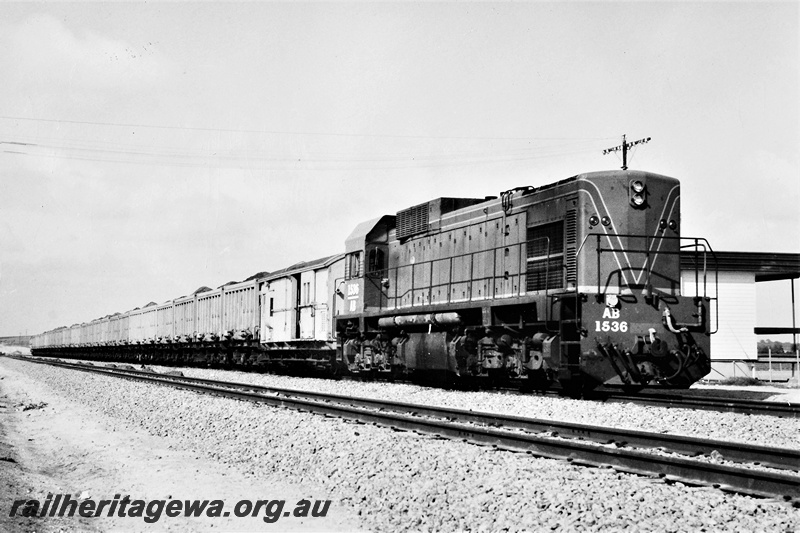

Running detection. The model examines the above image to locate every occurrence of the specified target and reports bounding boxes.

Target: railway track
[585,389,800,419]
[18,354,800,418]
[11,356,800,504]
[345,376,800,418]
[346,375,800,418]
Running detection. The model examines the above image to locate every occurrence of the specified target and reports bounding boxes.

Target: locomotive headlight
[629,179,647,208]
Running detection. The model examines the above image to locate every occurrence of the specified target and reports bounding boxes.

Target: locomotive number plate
[595,320,629,332]
[595,306,628,332]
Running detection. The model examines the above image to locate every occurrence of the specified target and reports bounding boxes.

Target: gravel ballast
[6,358,800,532]
[139,363,800,451]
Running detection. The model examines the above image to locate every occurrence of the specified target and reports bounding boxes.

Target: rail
[11,356,800,502]
[590,389,800,419]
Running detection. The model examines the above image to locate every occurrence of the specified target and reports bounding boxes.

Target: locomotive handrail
[576,232,719,334]
[341,237,566,317]
[679,240,720,335]
[382,240,530,308]
[349,230,700,319]
[374,238,564,314]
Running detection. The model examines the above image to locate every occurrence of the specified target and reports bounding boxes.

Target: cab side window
[345,252,363,279]
[367,248,385,276]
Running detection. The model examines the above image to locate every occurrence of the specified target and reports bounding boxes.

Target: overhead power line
[1,115,619,171]
[0,115,615,143]
[1,139,610,171]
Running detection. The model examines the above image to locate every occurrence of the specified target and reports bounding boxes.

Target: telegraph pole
[792,277,796,352]
[603,134,651,170]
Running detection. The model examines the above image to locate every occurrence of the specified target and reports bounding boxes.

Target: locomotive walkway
[10,356,800,504]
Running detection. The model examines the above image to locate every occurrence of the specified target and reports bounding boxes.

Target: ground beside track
[691,383,800,403]
[2,356,799,531]
[0,358,361,532]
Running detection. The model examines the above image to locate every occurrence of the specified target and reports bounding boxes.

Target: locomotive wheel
[329,360,342,379]
[560,376,587,399]
[486,368,507,390]
[521,368,551,393]
[663,378,693,390]
[388,364,404,383]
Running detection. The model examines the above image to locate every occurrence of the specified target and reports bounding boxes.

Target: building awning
[681,251,799,279]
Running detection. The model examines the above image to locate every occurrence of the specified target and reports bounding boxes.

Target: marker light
[659,219,668,230]
[668,219,677,231]
[601,216,611,227]
[589,215,600,227]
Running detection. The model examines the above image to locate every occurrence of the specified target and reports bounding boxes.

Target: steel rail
[591,391,800,419]
[11,357,800,503]
[53,361,800,472]
[342,376,800,419]
[490,382,800,419]
[16,354,799,418]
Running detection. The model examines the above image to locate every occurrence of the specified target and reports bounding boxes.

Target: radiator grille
[565,208,577,285]
[526,221,565,291]
[396,202,429,239]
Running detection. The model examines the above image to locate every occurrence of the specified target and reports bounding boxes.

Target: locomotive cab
[337,215,395,374]
[568,171,715,391]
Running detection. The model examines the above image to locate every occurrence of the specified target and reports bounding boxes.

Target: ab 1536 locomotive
[31,170,717,394]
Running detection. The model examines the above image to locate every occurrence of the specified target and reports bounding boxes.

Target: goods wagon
[257,254,344,369]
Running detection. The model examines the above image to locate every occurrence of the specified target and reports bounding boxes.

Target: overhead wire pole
[793,277,798,380]
[603,134,651,170]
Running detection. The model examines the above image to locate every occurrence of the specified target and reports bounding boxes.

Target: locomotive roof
[517,170,677,196]
[345,214,396,252]
[576,169,676,183]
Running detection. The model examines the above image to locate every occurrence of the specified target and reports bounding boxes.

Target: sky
[0,2,797,337]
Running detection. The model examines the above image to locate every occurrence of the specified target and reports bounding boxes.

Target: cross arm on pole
[603,134,651,170]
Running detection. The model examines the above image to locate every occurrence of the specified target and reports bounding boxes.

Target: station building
[681,251,800,381]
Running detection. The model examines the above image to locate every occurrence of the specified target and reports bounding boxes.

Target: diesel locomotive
[31,169,717,393]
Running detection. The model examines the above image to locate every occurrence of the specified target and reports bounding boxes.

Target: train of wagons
[31,169,718,394]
